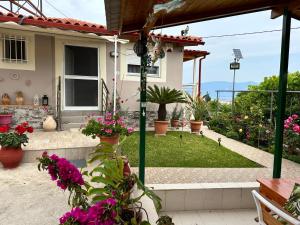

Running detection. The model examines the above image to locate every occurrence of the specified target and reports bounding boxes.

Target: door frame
[62,43,100,111]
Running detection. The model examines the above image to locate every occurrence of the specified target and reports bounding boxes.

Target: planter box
[0,114,13,125]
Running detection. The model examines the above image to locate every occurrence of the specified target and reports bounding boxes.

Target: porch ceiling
[104,0,300,33]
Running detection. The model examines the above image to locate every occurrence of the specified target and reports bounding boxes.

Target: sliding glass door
[64,45,99,110]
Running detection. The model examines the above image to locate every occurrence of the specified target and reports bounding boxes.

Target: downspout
[198,55,206,97]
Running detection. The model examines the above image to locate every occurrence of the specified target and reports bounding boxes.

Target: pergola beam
[273,8,291,178]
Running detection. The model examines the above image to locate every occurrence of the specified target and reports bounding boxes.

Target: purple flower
[45,154,84,190]
[59,207,87,225]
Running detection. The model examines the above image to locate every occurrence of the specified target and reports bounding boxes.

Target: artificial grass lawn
[121,131,262,168]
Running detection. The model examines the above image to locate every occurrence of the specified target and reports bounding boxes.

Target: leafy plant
[185,95,208,121]
[171,104,183,120]
[82,112,134,138]
[0,122,33,148]
[156,215,174,225]
[147,85,186,121]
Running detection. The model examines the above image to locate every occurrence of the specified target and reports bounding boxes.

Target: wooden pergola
[105,0,300,183]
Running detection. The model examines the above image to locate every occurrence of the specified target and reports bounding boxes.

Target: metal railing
[56,76,62,131]
[101,78,110,112]
[215,89,300,121]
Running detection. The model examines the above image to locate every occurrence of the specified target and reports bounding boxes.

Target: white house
[0,12,207,129]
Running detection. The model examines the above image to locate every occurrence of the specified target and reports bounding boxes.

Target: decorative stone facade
[0,105,54,129]
[123,111,157,128]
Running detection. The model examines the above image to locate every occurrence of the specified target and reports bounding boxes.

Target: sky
[18,0,300,84]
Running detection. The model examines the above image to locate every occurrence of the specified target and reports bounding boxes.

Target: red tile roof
[183,49,209,61]
[0,12,203,45]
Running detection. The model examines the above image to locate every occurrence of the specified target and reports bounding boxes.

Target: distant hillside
[183,81,258,100]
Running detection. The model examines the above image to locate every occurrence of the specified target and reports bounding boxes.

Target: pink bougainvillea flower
[293,124,300,134]
[292,114,299,120]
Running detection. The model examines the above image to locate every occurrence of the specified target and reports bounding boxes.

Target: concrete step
[23,146,95,163]
[61,110,103,116]
[62,123,84,130]
[62,115,87,124]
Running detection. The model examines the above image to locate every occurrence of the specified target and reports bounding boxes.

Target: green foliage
[81,119,100,139]
[235,71,300,121]
[82,113,131,138]
[185,95,208,121]
[147,85,186,121]
[171,104,183,120]
[0,132,29,148]
[87,142,162,213]
[156,215,174,225]
[226,131,239,140]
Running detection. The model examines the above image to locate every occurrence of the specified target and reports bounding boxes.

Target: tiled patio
[163,209,257,225]
[20,126,300,184]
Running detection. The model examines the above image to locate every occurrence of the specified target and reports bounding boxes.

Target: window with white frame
[2,34,27,63]
[126,49,160,77]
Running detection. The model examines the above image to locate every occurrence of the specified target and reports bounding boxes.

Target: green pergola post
[139,31,148,184]
[273,8,291,178]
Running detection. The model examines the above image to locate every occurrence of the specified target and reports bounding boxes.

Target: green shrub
[226,131,239,140]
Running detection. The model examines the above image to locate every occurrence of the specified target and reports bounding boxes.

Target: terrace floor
[163,209,257,225]
[21,126,300,184]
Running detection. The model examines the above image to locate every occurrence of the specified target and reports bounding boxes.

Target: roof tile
[0,12,203,45]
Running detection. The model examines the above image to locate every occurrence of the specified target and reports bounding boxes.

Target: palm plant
[147,85,186,121]
[185,94,208,121]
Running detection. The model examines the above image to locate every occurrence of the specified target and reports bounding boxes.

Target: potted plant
[170,104,183,128]
[37,143,163,225]
[0,122,33,168]
[186,96,207,134]
[82,112,134,145]
[0,111,13,129]
[147,85,186,135]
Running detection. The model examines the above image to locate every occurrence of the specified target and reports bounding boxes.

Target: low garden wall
[0,105,54,129]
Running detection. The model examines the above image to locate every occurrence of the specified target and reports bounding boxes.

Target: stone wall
[0,106,54,129]
[123,111,157,128]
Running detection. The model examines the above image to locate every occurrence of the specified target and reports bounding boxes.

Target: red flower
[27,126,34,133]
[15,125,27,135]
[22,122,29,127]
[0,126,8,133]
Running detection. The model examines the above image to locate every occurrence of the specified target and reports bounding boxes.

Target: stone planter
[99,134,120,145]
[0,147,24,169]
[190,120,202,133]
[154,120,169,135]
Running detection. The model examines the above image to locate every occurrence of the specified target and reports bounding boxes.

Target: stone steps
[61,111,103,130]
[22,146,96,163]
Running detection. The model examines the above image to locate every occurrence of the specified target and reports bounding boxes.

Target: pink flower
[293,124,300,133]
[105,129,112,134]
[292,114,299,120]
[127,127,134,134]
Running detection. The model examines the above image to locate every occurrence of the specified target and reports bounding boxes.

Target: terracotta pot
[99,134,120,145]
[190,120,202,133]
[171,119,180,128]
[0,147,24,168]
[0,114,12,125]
[154,120,169,135]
